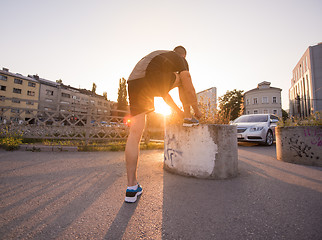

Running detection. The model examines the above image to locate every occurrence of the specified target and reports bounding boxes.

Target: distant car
[231,114,279,146]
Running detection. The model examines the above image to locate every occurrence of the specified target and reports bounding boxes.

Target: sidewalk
[0,148,322,239]
[19,144,78,152]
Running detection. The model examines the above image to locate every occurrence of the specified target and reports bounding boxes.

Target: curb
[20,144,78,152]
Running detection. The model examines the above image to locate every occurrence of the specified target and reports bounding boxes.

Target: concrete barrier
[276,126,322,167]
[164,124,238,179]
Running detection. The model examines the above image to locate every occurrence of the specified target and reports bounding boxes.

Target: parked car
[231,114,279,146]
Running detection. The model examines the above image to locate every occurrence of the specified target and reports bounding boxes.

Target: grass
[0,126,23,151]
[278,112,322,127]
[78,141,164,152]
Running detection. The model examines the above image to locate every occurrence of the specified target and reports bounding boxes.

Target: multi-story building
[289,43,322,117]
[0,68,39,123]
[197,87,217,115]
[1,68,113,124]
[244,81,282,117]
[30,75,112,117]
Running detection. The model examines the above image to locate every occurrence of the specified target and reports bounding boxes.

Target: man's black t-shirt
[128,50,189,97]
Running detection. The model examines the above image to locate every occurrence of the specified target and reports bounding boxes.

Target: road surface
[0,144,321,239]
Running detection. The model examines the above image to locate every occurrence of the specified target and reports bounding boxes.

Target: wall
[276,126,322,167]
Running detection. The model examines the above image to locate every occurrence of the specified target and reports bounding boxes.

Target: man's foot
[125,184,143,203]
[183,118,199,127]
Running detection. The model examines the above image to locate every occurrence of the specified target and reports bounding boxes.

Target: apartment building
[244,81,282,117]
[197,87,217,115]
[0,68,39,123]
[289,43,322,117]
[1,67,113,124]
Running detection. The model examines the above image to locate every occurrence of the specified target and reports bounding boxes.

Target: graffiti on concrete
[303,128,322,147]
[288,137,316,159]
[164,148,183,167]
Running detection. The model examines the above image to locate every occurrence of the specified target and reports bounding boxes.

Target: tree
[92,83,97,94]
[117,78,128,116]
[218,89,244,121]
[282,109,288,121]
[103,91,108,100]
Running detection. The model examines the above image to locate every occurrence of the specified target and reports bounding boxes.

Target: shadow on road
[104,200,140,239]
[161,146,322,240]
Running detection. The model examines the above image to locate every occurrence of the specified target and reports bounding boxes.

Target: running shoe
[124,184,143,203]
[183,118,199,127]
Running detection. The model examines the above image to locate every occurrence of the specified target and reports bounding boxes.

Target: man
[124,46,202,203]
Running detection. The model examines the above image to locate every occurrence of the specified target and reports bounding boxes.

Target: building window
[0,85,6,91]
[12,98,21,103]
[98,101,102,106]
[45,98,53,102]
[0,75,7,81]
[10,117,20,122]
[14,78,23,84]
[26,101,34,105]
[46,90,54,96]
[254,110,258,114]
[61,93,70,98]
[247,111,250,114]
[27,91,35,96]
[0,95,5,101]
[273,110,277,115]
[263,109,268,114]
[246,99,250,105]
[253,98,258,104]
[262,97,268,104]
[11,109,20,113]
[272,97,277,103]
[28,82,36,87]
[13,88,22,94]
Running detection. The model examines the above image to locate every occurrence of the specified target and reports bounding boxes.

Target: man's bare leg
[178,85,192,118]
[125,113,146,187]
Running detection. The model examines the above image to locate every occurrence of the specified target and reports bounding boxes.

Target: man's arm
[179,71,202,118]
[162,93,184,118]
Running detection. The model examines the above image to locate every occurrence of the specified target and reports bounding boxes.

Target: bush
[0,126,23,151]
[278,112,322,127]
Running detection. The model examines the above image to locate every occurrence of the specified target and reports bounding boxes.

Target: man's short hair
[173,46,186,56]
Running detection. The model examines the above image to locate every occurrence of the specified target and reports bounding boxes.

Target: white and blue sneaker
[183,118,199,127]
[125,184,143,203]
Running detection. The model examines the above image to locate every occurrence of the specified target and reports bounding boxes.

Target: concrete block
[276,126,322,167]
[164,124,238,179]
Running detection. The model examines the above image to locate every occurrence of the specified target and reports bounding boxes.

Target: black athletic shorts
[128,72,176,116]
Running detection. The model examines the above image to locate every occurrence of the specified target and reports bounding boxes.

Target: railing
[0,100,130,143]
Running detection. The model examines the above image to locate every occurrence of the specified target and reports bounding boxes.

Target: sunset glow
[154,97,172,116]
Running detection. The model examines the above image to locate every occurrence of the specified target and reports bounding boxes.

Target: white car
[231,114,279,146]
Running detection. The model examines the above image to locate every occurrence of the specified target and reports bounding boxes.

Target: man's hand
[194,109,202,119]
[163,94,185,119]
[177,110,185,119]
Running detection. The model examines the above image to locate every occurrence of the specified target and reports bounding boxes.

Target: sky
[1,0,322,110]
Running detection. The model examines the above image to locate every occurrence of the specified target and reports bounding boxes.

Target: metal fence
[0,101,130,143]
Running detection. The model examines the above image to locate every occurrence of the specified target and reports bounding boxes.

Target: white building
[289,43,322,117]
[244,81,282,117]
[196,87,217,115]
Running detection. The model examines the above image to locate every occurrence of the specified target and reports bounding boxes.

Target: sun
[154,97,172,116]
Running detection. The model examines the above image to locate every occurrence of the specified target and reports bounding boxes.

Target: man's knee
[129,113,146,137]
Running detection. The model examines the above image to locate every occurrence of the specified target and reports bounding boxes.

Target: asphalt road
[0,144,322,240]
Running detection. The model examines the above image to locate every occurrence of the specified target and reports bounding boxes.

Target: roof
[0,69,38,83]
[244,86,282,94]
[36,77,59,87]
[197,87,217,95]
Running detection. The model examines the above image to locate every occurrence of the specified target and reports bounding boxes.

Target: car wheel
[265,130,273,146]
